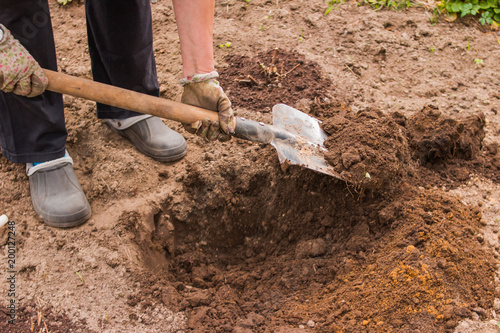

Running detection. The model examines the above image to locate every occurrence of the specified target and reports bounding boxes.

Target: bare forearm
[173,0,215,78]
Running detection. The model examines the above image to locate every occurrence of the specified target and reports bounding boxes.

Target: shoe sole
[41,206,92,228]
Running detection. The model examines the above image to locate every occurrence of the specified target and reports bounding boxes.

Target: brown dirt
[319,103,488,190]
[1,0,500,332]
[406,105,485,164]
[0,303,91,333]
[160,156,496,332]
[322,107,412,189]
[219,49,332,111]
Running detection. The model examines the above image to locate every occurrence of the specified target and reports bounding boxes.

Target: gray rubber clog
[28,157,91,228]
[107,116,187,162]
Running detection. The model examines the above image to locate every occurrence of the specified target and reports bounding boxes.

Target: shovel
[43,69,342,179]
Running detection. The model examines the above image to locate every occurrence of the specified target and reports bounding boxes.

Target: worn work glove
[180,71,235,142]
[0,24,48,97]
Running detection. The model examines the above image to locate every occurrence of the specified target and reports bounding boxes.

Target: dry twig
[37,311,42,327]
[283,63,301,77]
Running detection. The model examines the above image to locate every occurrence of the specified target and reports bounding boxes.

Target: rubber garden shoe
[27,153,91,228]
[106,115,187,162]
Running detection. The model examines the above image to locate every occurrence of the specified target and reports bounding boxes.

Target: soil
[1,0,500,332]
[322,107,413,189]
[219,49,332,111]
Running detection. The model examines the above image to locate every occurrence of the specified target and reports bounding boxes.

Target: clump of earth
[406,105,485,164]
[321,107,412,190]
[319,104,486,191]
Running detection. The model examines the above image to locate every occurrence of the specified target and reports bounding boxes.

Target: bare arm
[172,0,215,78]
[173,0,235,141]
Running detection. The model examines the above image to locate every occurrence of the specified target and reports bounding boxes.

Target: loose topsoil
[1,1,500,333]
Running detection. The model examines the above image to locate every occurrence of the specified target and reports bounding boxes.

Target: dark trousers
[0,0,159,163]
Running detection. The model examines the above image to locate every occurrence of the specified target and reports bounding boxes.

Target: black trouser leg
[0,0,66,163]
[85,0,159,119]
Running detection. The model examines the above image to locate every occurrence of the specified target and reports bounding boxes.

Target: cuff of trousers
[105,114,152,130]
[26,150,73,177]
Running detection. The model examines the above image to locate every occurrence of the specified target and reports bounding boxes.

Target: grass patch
[325,0,500,27]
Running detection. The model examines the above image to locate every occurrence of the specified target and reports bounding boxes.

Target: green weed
[324,0,500,27]
[325,0,415,13]
[438,0,500,25]
[364,0,415,10]
[426,10,440,24]
[325,0,347,14]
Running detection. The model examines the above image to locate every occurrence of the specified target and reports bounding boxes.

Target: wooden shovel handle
[43,69,219,124]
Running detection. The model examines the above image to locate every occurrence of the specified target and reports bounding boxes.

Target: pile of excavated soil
[405,104,485,164]
[141,105,496,332]
[319,104,487,191]
[219,49,332,111]
[322,107,412,190]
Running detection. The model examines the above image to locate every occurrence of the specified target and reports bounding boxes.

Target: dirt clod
[322,108,412,190]
[406,105,485,164]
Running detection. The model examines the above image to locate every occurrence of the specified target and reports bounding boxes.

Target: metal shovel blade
[270,104,342,179]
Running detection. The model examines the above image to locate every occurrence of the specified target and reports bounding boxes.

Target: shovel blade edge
[271,104,342,179]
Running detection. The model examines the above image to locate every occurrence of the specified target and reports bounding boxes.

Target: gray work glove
[0,24,48,97]
[180,71,235,142]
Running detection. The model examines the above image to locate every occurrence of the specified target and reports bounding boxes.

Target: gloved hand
[0,24,48,97]
[180,71,235,142]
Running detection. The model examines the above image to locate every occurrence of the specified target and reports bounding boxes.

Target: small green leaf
[461,2,472,11]
[452,2,460,12]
